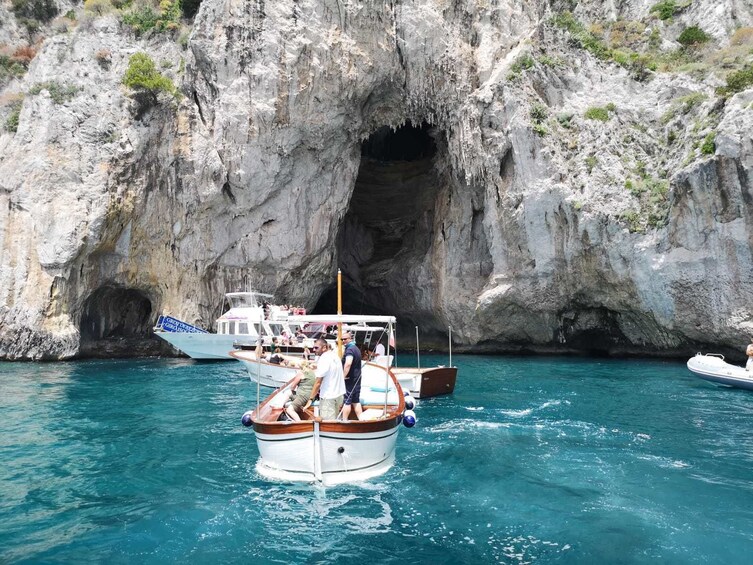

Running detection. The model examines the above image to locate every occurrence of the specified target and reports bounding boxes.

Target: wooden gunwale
[251,362,405,435]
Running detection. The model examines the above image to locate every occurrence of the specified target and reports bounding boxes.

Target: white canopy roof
[287,314,396,324]
[225,291,274,298]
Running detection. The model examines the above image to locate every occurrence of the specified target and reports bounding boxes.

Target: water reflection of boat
[686,353,753,391]
[153,292,312,360]
[243,315,406,485]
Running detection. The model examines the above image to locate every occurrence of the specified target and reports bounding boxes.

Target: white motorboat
[243,337,407,485]
[153,292,313,360]
[686,353,753,390]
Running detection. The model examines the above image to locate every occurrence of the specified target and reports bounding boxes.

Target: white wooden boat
[686,353,753,391]
[391,366,457,398]
[243,325,407,484]
[153,292,313,360]
[232,315,457,398]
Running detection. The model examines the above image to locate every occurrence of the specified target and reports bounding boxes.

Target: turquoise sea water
[2,354,753,563]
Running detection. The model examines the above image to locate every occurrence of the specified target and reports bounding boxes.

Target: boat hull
[393,366,457,398]
[154,331,238,360]
[254,425,400,485]
[687,354,753,390]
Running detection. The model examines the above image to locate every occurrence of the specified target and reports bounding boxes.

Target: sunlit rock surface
[1,1,753,359]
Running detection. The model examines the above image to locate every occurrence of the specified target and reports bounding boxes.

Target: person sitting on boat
[359,343,372,361]
[308,338,346,421]
[341,331,363,421]
[268,337,281,354]
[747,344,753,371]
[284,361,317,421]
[373,341,386,357]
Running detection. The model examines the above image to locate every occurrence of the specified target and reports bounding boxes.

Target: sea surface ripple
[2,355,753,563]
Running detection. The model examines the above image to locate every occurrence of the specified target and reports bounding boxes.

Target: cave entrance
[313,121,443,338]
[79,286,165,358]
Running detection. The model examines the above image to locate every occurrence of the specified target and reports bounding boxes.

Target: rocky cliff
[2,0,753,360]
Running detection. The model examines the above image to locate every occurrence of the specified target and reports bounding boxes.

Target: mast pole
[449,325,453,367]
[256,313,262,412]
[415,326,420,370]
[384,320,391,415]
[337,268,343,358]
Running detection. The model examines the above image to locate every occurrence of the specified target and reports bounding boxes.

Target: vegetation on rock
[678,26,711,47]
[700,132,716,155]
[122,52,177,105]
[121,0,182,35]
[29,81,80,104]
[3,97,24,133]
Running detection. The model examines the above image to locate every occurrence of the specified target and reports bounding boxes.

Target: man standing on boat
[309,338,346,420]
[341,332,363,421]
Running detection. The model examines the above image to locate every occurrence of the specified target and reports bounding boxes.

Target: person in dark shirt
[341,331,363,420]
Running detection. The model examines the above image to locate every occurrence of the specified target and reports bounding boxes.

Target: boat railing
[701,352,725,360]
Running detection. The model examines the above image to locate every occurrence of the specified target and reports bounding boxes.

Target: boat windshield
[227,294,261,309]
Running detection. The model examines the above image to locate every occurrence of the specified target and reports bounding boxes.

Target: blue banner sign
[155,315,208,334]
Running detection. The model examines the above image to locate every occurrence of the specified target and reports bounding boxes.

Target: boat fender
[241,411,254,427]
[404,395,417,410]
[403,410,417,428]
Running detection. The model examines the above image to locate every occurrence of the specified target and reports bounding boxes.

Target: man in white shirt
[374,342,386,357]
[309,338,346,420]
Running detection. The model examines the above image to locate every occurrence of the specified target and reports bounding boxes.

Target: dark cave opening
[79,286,165,357]
[313,121,442,338]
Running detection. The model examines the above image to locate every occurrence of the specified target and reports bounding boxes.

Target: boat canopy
[225,292,274,309]
[287,314,397,324]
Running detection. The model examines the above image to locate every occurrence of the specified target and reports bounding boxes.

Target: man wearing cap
[341,331,363,421]
[308,337,346,420]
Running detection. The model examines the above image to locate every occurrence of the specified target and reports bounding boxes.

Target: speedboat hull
[230,350,298,388]
[154,331,237,360]
[686,354,753,390]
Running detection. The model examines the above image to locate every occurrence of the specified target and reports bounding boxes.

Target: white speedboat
[154,292,313,360]
[686,353,753,390]
[243,350,407,485]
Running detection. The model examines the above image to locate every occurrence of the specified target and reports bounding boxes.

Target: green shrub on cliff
[4,97,23,133]
[29,81,80,104]
[678,26,710,47]
[700,132,716,155]
[122,0,182,35]
[584,106,610,121]
[10,0,58,22]
[123,52,177,104]
[720,63,753,94]
[650,1,677,20]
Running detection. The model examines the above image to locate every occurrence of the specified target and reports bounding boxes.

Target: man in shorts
[308,338,345,420]
[341,331,363,420]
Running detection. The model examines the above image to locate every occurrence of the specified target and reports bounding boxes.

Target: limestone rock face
[1,1,753,359]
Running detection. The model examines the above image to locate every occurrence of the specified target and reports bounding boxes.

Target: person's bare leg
[354,403,363,420]
[285,405,301,421]
[341,403,352,420]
